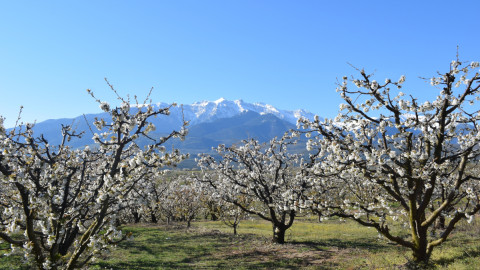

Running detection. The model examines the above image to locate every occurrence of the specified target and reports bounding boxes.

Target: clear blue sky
[1,1,479,128]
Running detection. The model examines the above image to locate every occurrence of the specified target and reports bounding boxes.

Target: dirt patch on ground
[118,223,417,269]
[195,229,350,267]
[227,244,356,268]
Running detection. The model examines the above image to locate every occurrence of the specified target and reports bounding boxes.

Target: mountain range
[13,98,316,167]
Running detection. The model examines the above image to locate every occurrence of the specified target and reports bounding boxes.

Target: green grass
[199,218,406,268]
[1,218,480,269]
[0,241,30,270]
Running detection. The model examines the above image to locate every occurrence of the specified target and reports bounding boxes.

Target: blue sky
[1,1,479,128]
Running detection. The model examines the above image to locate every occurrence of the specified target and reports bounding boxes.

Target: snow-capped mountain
[12,98,316,152]
[157,98,316,126]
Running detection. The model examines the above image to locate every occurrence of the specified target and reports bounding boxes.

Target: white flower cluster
[0,90,187,269]
[197,134,310,243]
[298,59,480,259]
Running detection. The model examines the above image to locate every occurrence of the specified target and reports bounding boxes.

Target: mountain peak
[214,97,226,104]
[175,98,315,125]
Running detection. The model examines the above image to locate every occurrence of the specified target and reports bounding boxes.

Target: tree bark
[412,227,431,264]
[272,225,286,244]
[150,212,157,223]
[132,210,141,223]
[412,247,431,265]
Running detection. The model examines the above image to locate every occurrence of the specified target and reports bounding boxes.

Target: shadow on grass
[97,224,411,269]
[292,237,391,252]
[95,227,343,269]
[222,249,337,269]
[434,246,480,267]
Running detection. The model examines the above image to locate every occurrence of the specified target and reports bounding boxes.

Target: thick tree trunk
[412,228,431,265]
[233,224,237,235]
[412,247,431,265]
[150,212,157,223]
[272,225,286,244]
[132,211,141,223]
[187,214,194,228]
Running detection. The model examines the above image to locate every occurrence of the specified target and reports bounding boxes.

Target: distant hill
[158,110,297,152]
[8,99,316,168]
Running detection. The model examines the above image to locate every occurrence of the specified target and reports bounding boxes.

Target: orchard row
[1,60,480,269]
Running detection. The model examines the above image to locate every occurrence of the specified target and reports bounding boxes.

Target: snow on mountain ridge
[157,98,316,125]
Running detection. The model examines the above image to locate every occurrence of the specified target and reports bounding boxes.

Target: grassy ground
[1,218,480,269]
